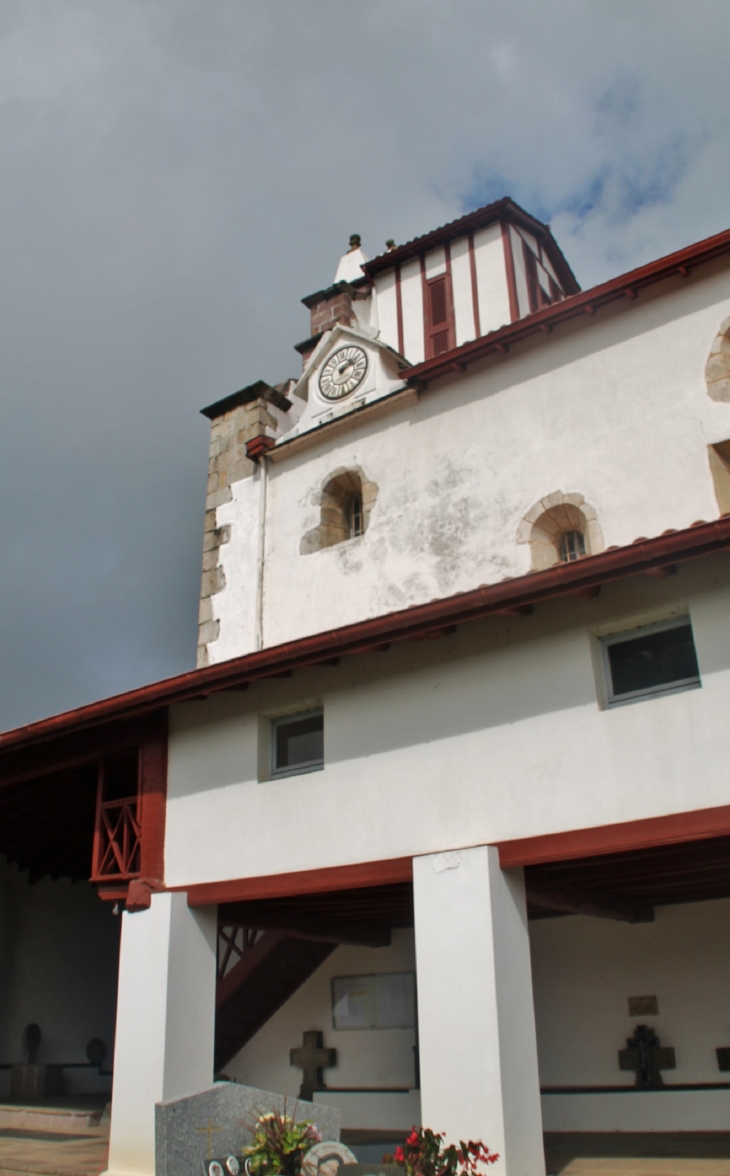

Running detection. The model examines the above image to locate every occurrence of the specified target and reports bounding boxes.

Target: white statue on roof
[334,233,369,284]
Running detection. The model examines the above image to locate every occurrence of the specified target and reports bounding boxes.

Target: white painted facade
[168,561,730,886]
[11,203,730,1174]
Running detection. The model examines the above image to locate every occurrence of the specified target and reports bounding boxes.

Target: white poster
[332,972,416,1030]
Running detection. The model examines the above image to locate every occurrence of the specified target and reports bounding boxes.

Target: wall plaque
[332,972,415,1030]
[628,995,658,1016]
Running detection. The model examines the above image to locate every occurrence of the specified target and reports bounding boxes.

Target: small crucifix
[196,1117,223,1160]
[290,1029,337,1101]
[618,1024,676,1089]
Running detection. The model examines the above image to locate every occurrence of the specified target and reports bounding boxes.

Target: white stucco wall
[451,235,476,348]
[226,930,417,1096]
[400,259,424,365]
[473,223,511,334]
[373,270,399,355]
[209,268,730,663]
[0,856,119,1097]
[165,558,730,888]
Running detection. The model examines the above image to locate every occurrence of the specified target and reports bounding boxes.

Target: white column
[104,892,217,1176]
[413,845,545,1176]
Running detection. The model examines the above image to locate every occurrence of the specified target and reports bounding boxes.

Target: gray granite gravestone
[155,1082,341,1176]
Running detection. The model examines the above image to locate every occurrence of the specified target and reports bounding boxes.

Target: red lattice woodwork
[91,717,167,896]
[217,924,262,981]
[91,750,142,883]
[92,797,141,880]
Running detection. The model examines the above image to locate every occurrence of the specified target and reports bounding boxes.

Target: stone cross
[290,1030,338,1101]
[618,1024,676,1088]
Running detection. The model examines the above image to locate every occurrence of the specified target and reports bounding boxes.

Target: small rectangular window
[601,618,701,706]
[270,708,324,778]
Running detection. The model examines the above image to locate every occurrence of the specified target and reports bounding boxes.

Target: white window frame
[270,707,324,779]
[600,616,701,707]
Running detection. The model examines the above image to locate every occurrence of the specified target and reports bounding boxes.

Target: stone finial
[334,238,369,284]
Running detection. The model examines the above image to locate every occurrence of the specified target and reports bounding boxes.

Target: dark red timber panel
[395,263,404,356]
[421,247,456,358]
[501,219,519,322]
[185,856,414,907]
[139,714,167,881]
[498,804,730,869]
[468,231,481,337]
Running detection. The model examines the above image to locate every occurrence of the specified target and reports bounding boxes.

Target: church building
[2,196,730,1176]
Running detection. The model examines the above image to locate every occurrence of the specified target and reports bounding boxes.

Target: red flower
[394,1147,405,1162]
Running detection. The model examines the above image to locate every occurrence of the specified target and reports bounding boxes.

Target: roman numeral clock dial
[318,346,368,401]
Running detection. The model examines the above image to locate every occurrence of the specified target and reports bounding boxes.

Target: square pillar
[104,892,217,1176]
[413,845,545,1176]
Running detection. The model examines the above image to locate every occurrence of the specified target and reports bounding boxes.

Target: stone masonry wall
[197,398,278,667]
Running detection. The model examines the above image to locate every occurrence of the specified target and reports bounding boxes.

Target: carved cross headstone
[290,1030,337,1101]
[618,1024,676,1088]
[196,1117,223,1160]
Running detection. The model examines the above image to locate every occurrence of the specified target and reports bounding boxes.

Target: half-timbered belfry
[3,197,730,1176]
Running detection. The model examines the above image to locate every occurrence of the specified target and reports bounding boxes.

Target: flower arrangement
[385,1127,499,1176]
[243,1106,322,1176]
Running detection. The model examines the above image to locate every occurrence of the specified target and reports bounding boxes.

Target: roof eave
[2,517,729,756]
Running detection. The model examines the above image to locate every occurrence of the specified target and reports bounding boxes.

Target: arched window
[343,486,364,539]
[517,492,603,571]
[706,317,730,402]
[300,469,378,554]
[559,529,586,563]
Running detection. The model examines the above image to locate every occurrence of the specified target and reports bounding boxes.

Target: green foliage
[384,1127,499,1176]
[243,1106,322,1176]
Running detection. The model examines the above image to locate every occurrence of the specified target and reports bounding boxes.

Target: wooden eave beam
[221,916,391,949]
[526,880,654,924]
[216,930,287,1008]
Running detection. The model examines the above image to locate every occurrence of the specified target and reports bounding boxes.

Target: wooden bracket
[644,565,676,579]
[246,435,276,463]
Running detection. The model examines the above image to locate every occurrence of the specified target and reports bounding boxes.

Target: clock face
[318,346,368,401]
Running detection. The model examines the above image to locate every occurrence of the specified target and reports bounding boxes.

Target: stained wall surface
[208,266,730,663]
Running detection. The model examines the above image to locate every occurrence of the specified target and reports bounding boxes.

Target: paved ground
[0,1128,108,1176]
[562,1162,730,1175]
[545,1134,730,1176]
[2,1121,730,1176]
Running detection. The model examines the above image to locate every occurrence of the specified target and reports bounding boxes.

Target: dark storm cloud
[1,0,729,728]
